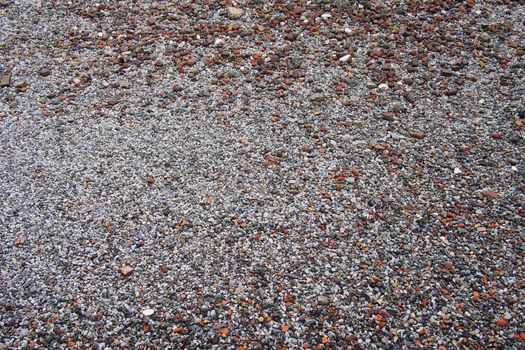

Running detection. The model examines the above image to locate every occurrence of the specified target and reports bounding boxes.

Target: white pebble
[339,54,351,62]
[142,309,154,316]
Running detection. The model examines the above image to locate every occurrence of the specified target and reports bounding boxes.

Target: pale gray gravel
[1,0,525,349]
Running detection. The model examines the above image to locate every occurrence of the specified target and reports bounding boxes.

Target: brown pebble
[383,112,395,121]
[39,68,51,77]
[443,262,454,271]
[491,132,502,140]
[410,131,425,139]
[146,175,156,184]
[186,58,197,66]
[485,189,499,199]
[118,265,133,277]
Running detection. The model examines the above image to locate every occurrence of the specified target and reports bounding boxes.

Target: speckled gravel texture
[1,0,525,349]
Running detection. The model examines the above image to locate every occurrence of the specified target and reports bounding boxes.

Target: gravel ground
[1,0,525,349]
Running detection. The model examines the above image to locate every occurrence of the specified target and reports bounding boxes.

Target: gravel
[1,0,524,349]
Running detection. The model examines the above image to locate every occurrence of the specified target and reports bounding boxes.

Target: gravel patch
[1,0,524,349]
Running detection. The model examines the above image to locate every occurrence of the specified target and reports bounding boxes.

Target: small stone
[443,262,454,271]
[13,81,27,89]
[465,72,477,81]
[496,319,508,327]
[491,132,502,140]
[173,84,183,92]
[383,112,395,121]
[339,54,351,63]
[378,83,389,90]
[107,99,118,106]
[445,88,458,96]
[393,104,402,114]
[118,265,133,277]
[484,189,499,199]
[309,93,325,102]
[146,175,156,184]
[317,295,330,305]
[38,68,51,77]
[0,70,10,87]
[369,50,382,58]
[453,167,462,174]
[142,309,154,316]
[410,131,425,139]
[186,58,197,66]
[226,7,244,20]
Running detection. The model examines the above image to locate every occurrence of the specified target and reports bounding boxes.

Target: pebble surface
[1,0,524,349]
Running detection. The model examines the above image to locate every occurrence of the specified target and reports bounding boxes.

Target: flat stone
[0,71,10,87]
[38,68,51,77]
[142,308,154,316]
[383,112,395,121]
[484,189,499,199]
[410,131,426,139]
[118,265,133,277]
[309,93,325,102]
[226,7,244,20]
[339,54,351,62]
[317,295,330,305]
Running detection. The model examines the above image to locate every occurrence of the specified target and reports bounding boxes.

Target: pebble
[317,296,330,305]
[118,265,134,277]
[38,68,51,77]
[484,189,499,199]
[339,54,351,62]
[410,131,426,139]
[0,72,10,87]
[383,112,395,121]
[142,309,154,317]
[491,132,502,140]
[226,7,244,20]
[309,93,325,102]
